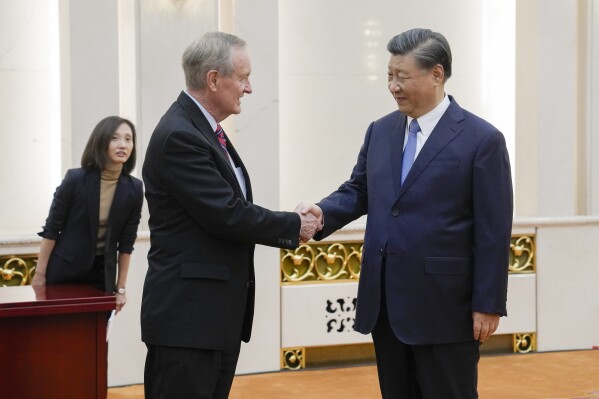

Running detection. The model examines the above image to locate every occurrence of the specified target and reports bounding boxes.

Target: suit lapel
[176,92,250,200]
[389,113,407,196]
[85,169,100,243]
[396,99,465,200]
[177,92,224,156]
[107,174,130,226]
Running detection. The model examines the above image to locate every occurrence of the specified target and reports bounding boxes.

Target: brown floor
[108,350,599,399]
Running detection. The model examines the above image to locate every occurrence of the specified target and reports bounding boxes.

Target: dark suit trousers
[144,343,241,399]
[371,262,480,399]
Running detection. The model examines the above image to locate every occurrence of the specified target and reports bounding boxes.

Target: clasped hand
[294,202,324,243]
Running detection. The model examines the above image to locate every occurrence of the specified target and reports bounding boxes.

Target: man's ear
[432,64,445,85]
[206,70,219,91]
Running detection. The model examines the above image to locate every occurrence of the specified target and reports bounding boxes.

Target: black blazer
[141,92,300,351]
[39,167,143,292]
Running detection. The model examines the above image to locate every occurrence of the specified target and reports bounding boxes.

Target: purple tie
[401,119,420,184]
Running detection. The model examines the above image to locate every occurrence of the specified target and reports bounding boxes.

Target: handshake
[294,202,323,243]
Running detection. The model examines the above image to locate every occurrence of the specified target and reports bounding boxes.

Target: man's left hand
[472,311,500,342]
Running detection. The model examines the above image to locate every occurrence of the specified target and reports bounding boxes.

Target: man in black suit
[141,32,319,399]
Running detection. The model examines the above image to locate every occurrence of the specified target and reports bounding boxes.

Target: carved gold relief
[513,333,536,353]
[281,245,316,282]
[281,243,362,283]
[315,244,349,280]
[509,235,535,273]
[281,348,305,370]
[346,245,362,279]
[282,234,534,283]
[1,255,37,287]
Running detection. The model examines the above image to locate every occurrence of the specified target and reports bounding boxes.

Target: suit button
[246,281,251,288]
[391,209,399,217]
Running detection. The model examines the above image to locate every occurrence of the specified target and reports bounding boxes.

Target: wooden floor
[108,350,599,399]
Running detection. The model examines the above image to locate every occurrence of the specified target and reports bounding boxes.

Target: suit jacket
[316,97,513,345]
[39,167,144,293]
[141,91,300,351]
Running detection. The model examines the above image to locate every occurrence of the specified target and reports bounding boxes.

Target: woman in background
[31,116,143,314]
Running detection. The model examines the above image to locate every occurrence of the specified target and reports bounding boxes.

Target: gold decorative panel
[281,347,305,370]
[281,234,535,283]
[1,255,37,287]
[513,333,536,353]
[509,235,535,273]
[281,243,362,283]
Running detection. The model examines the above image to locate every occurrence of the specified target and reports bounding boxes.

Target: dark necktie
[401,119,420,184]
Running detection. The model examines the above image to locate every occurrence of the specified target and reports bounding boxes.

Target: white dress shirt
[404,94,451,159]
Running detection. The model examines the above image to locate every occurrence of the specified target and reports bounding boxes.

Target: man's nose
[389,81,401,92]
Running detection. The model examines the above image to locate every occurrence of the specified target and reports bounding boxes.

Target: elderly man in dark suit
[141,32,319,399]
[301,28,513,398]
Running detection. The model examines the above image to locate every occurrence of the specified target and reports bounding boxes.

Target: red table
[0,285,115,399]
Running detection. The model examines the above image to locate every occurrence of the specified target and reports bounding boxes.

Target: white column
[515,0,539,216]
[516,0,581,216]
[0,0,61,235]
[232,0,282,375]
[117,0,140,128]
[60,0,120,169]
[590,1,599,214]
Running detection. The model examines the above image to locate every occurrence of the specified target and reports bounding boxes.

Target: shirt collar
[406,94,451,136]
[184,90,218,132]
